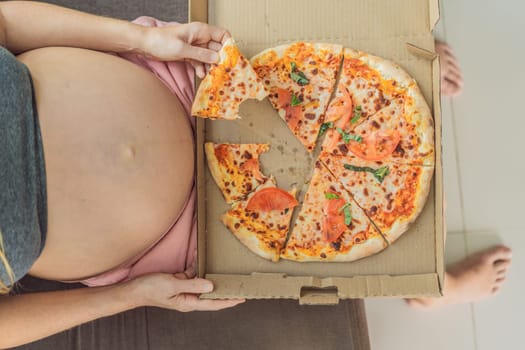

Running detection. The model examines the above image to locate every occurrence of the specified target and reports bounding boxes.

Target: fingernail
[203,281,213,292]
[210,52,219,63]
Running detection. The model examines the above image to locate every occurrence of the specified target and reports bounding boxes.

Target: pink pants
[81,17,197,287]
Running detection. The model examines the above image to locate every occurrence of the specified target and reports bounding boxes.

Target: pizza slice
[281,161,386,262]
[222,178,298,261]
[251,42,343,152]
[192,38,268,120]
[320,153,433,244]
[328,48,411,124]
[205,143,269,203]
[323,93,434,166]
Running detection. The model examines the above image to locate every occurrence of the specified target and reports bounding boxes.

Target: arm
[0,1,230,76]
[0,273,243,349]
[0,1,146,54]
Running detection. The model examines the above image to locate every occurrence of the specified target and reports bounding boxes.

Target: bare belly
[19,47,194,281]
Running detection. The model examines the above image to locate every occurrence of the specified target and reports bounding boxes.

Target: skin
[0,2,243,348]
[436,40,464,97]
[22,46,196,281]
[407,246,512,308]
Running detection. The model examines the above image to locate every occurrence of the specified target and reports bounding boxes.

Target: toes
[494,259,512,270]
[483,245,512,264]
[405,298,430,309]
[442,78,461,97]
[496,268,508,278]
[495,276,506,284]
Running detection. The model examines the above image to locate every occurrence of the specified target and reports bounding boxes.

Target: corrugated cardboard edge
[190,0,207,279]
[200,273,441,303]
[192,0,444,301]
[429,0,440,31]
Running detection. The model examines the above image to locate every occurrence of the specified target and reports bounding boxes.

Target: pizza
[251,42,343,152]
[222,178,298,261]
[192,37,268,120]
[203,43,435,263]
[205,143,269,203]
[319,153,433,244]
[281,161,387,262]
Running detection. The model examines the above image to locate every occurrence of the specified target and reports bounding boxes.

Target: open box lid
[192,0,444,303]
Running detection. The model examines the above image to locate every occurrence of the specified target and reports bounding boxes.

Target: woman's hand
[128,271,244,312]
[141,22,230,78]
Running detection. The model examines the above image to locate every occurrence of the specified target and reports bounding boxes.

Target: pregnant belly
[18,47,194,280]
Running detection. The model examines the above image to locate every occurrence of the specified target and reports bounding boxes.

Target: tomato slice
[246,187,298,211]
[276,88,303,131]
[324,83,353,124]
[239,159,265,182]
[321,197,347,242]
[349,130,401,161]
[324,84,354,151]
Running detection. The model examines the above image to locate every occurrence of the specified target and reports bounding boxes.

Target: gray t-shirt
[0,46,47,286]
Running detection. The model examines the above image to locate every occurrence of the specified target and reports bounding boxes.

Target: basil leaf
[319,121,334,136]
[373,166,390,183]
[290,93,301,107]
[324,192,340,200]
[290,61,309,85]
[290,71,309,85]
[344,164,390,183]
[351,105,362,124]
[336,128,363,144]
[338,202,352,226]
[343,205,352,226]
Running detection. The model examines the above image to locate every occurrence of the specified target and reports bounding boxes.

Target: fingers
[208,41,223,51]
[184,22,231,45]
[182,43,219,64]
[189,60,206,78]
[199,22,231,44]
[171,277,214,295]
[177,295,246,312]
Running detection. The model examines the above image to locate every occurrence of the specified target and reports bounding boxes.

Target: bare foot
[435,40,464,97]
[407,245,512,309]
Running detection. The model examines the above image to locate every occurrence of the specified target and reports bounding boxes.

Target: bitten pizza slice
[205,143,269,203]
[222,178,298,262]
[192,38,268,119]
[320,153,433,244]
[281,162,386,262]
[323,92,434,166]
[251,42,343,152]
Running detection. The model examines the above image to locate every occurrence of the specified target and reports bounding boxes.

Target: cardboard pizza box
[192,0,444,303]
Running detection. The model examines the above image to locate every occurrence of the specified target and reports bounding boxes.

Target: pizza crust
[281,234,386,262]
[405,82,435,166]
[383,165,434,243]
[222,212,281,261]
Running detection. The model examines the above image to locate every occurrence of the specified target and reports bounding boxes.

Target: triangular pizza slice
[192,38,268,119]
[222,177,298,261]
[320,153,433,244]
[281,161,386,262]
[251,42,343,152]
[205,143,269,203]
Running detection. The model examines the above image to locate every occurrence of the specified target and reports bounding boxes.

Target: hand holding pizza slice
[192,38,268,120]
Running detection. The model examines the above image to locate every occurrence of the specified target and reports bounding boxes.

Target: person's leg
[436,40,464,97]
[408,245,512,308]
